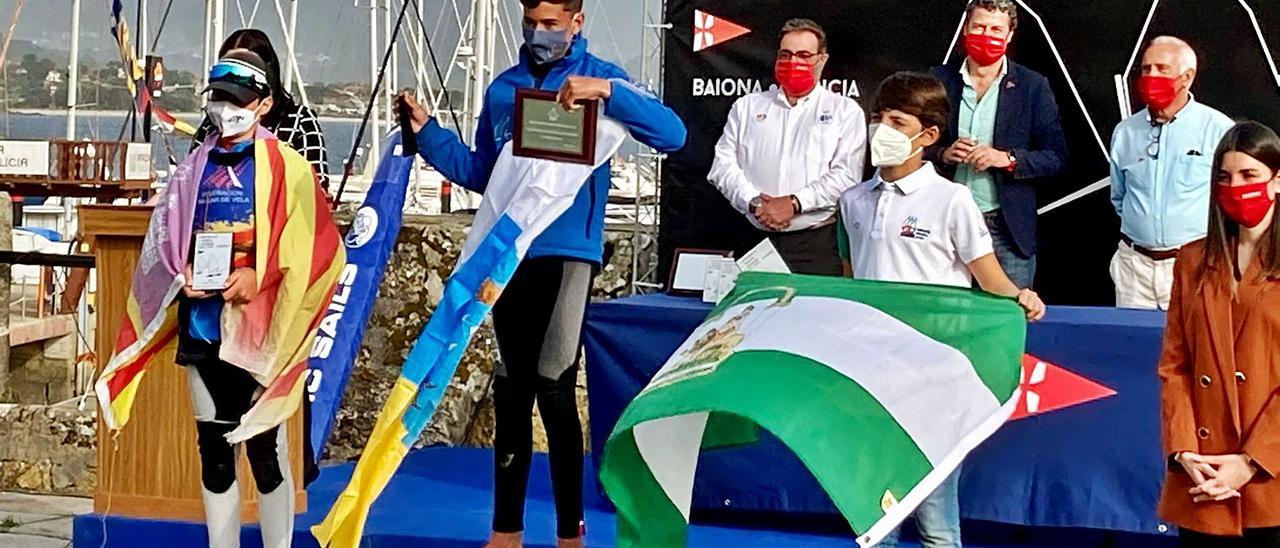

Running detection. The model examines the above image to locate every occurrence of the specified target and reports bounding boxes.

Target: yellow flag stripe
[312,377,419,547]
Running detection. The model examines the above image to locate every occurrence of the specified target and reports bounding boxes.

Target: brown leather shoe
[484,531,523,548]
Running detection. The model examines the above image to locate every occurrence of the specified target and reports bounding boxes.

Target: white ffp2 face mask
[869,123,924,167]
[206,101,260,139]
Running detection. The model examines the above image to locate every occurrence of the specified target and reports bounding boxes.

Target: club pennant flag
[693,10,751,53]
[600,272,1026,547]
[313,117,629,547]
[95,127,345,443]
[1010,354,1116,420]
[307,132,416,462]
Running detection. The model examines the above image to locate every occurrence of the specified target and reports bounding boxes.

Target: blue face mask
[523,26,573,65]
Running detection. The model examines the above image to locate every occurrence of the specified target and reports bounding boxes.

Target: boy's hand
[1017,288,1046,322]
[557,77,612,111]
[396,91,430,133]
[223,268,258,305]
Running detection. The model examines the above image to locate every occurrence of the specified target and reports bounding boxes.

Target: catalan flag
[312,119,629,547]
[95,127,345,444]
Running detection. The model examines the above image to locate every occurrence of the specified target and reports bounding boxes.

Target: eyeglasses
[1147,122,1163,159]
[777,50,823,62]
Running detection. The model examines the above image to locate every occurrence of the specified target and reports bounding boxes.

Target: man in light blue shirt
[928,0,1068,291]
[1110,36,1233,310]
[954,60,1005,215]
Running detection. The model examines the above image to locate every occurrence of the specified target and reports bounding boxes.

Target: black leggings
[490,257,593,539]
[176,324,287,496]
[1182,528,1280,548]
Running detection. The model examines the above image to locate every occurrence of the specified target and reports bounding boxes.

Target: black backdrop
[658,0,1280,305]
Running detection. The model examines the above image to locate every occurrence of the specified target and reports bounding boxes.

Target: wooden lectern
[81,204,306,521]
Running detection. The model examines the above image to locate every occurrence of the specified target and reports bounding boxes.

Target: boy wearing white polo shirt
[837,72,1045,547]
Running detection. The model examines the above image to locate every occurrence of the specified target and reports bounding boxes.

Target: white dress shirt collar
[774,85,825,109]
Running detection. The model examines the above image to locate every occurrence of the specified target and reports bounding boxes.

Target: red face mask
[1215,181,1276,228]
[964,34,1007,66]
[1137,75,1179,111]
[775,59,817,97]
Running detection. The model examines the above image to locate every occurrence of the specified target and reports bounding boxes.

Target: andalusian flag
[600,273,1025,547]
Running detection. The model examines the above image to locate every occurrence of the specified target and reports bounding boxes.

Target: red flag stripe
[105,327,177,397]
[309,190,342,284]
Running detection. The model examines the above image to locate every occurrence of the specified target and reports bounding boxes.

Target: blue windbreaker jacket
[415,36,687,263]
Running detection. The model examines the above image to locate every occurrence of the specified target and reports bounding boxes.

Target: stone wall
[0,404,96,496]
[324,214,643,462]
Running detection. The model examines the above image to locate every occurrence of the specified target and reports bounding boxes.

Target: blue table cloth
[583,294,1172,535]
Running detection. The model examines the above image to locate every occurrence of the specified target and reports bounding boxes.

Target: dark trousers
[1182,528,1280,547]
[765,222,842,276]
[489,257,594,539]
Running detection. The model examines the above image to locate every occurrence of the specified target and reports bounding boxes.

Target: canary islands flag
[313,116,628,547]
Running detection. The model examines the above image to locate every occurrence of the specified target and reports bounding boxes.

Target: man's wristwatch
[1005,150,1018,173]
[749,195,764,214]
[789,195,802,215]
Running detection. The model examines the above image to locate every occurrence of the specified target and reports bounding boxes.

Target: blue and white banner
[307,131,415,462]
[313,118,629,546]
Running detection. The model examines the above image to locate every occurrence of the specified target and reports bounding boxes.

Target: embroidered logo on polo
[1009,354,1117,421]
[899,216,932,240]
[818,112,834,124]
[693,10,751,53]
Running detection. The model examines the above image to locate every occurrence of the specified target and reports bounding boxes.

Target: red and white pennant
[693,10,751,53]
[1010,354,1117,421]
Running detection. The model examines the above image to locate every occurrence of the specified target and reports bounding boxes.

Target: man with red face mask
[926,0,1067,292]
[708,19,866,275]
[1109,36,1233,310]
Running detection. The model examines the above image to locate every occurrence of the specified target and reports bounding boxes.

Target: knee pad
[244,428,285,494]
[195,422,237,493]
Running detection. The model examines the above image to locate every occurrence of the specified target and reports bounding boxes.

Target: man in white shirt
[1109,36,1233,310]
[838,71,1043,548]
[707,18,866,275]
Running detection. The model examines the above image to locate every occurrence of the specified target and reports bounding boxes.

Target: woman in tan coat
[1160,120,1280,547]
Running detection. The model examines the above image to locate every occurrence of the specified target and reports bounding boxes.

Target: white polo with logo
[838,162,994,288]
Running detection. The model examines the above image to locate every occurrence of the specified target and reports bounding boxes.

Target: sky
[1,0,652,86]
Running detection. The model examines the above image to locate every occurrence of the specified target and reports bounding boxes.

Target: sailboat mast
[470,0,490,141]
[283,0,299,93]
[368,0,381,169]
[66,0,81,140]
[138,0,149,58]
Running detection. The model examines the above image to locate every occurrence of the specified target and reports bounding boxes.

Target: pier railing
[0,140,155,198]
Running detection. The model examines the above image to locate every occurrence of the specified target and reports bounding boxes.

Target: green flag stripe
[601,432,690,548]
[604,350,934,539]
[714,272,1025,397]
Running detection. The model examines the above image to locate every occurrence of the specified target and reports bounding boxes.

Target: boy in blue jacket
[398,1,686,546]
